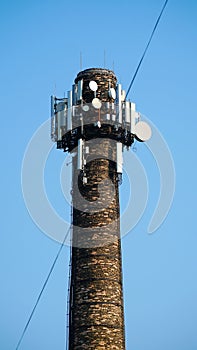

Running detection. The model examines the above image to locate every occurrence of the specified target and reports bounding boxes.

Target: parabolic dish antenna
[82,105,89,112]
[135,121,152,142]
[89,80,98,92]
[92,98,102,109]
[109,87,116,99]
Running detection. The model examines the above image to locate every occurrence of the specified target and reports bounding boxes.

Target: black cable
[15,227,70,350]
[126,0,169,98]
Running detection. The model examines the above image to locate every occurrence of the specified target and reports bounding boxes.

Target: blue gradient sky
[1,0,197,349]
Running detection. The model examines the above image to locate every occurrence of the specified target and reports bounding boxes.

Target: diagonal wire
[15,226,71,350]
[126,0,169,98]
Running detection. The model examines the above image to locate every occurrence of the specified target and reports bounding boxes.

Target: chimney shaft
[68,69,126,349]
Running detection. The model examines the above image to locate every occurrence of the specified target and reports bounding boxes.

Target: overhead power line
[15,227,70,350]
[126,0,169,98]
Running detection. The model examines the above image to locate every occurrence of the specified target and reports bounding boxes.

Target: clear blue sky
[1,0,197,349]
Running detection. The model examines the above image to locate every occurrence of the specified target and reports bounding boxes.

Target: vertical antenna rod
[80,52,82,71]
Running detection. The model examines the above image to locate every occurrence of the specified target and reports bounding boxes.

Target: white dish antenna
[135,121,152,142]
[82,105,89,112]
[92,98,102,109]
[109,87,116,99]
[89,80,98,92]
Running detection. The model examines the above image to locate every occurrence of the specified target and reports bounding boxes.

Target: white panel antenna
[130,102,136,134]
[116,142,123,174]
[77,139,83,170]
[116,84,122,124]
[67,90,72,131]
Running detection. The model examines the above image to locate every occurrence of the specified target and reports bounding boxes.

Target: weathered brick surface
[69,152,125,348]
[75,68,117,103]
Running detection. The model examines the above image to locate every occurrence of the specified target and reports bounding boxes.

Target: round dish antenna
[82,105,89,112]
[89,80,98,92]
[92,98,102,109]
[135,121,152,142]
